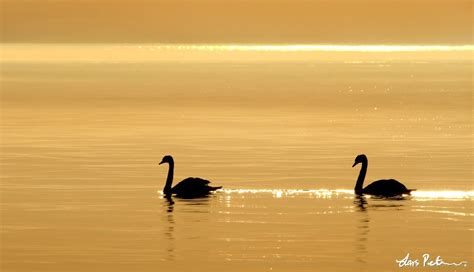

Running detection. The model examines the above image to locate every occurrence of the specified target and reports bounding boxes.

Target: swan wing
[363,179,411,196]
[171,177,219,197]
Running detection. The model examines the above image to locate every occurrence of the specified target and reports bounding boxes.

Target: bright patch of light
[155,44,473,52]
[411,190,474,200]
[3,43,473,53]
[223,189,352,199]
[220,189,474,200]
[3,43,472,63]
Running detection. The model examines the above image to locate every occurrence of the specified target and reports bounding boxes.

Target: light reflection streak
[219,189,474,200]
[411,190,474,199]
[2,43,472,62]
[4,43,472,52]
[412,209,473,217]
[155,44,474,52]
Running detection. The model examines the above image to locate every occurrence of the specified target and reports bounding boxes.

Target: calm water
[1,57,473,271]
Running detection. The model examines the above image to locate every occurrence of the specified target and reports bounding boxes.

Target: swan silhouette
[159,155,222,198]
[352,154,414,196]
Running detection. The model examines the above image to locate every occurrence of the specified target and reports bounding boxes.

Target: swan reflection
[353,195,369,265]
[354,195,368,211]
[162,196,175,261]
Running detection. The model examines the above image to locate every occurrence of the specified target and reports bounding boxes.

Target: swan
[352,154,414,196]
[159,155,222,198]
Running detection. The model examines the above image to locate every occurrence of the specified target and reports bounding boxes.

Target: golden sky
[1,0,472,44]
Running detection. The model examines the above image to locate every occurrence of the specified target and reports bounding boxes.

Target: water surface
[1,51,472,271]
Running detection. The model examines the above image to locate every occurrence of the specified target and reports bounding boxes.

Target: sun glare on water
[1,43,472,62]
[156,44,474,52]
[196,189,474,200]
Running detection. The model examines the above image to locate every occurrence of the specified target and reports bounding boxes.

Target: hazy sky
[1,0,472,44]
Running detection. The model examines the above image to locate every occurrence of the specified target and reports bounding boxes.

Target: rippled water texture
[1,50,472,271]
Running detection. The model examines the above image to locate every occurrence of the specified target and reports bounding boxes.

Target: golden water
[1,46,472,271]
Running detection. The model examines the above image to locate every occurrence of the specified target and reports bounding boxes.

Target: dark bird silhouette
[352,154,414,197]
[159,155,222,198]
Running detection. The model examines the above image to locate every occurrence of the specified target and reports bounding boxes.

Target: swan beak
[159,160,165,165]
[352,161,357,167]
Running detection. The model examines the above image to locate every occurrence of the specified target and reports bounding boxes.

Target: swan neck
[163,162,174,195]
[355,161,367,193]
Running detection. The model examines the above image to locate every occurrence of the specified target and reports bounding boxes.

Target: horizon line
[2,43,473,52]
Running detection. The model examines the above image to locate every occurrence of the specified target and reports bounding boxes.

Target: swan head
[352,154,368,167]
[159,155,174,165]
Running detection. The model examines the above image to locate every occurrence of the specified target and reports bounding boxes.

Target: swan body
[361,179,411,196]
[352,154,414,197]
[159,155,222,198]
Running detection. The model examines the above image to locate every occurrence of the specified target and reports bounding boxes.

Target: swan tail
[406,189,416,194]
[208,186,223,191]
